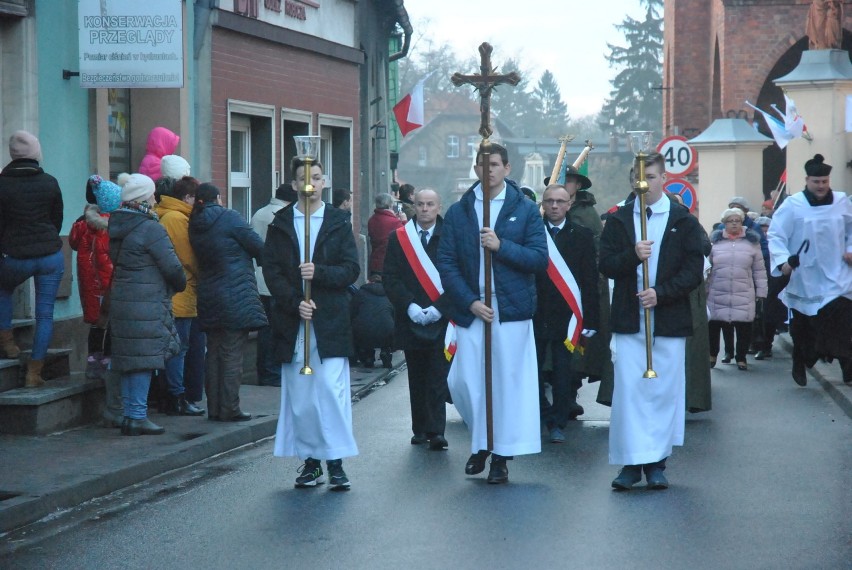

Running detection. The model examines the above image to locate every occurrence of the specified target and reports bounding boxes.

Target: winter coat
[437,181,549,328]
[383,218,452,350]
[0,158,63,259]
[263,204,360,363]
[707,228,768,323]
[350,282,395,349]
[599,200,705,337]
[714,215,769,265]
[188,204,267,332]
[108,208,186,372]
[156,196,198,318]
[367,208,404,274]
[250,197,288,296]
[534,219,600,341]
[69,205,112,323]
[138,127,179,182]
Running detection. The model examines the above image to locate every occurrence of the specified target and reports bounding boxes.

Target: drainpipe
[388,0,412,62]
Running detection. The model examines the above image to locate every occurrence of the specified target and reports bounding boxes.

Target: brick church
[663,0,852,193]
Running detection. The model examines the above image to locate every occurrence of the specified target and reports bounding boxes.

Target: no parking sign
[657,136,697,177]
[664,178,697,213]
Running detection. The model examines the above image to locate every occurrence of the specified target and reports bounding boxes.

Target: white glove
[581,329,597,338]
[422,305,442,324]
[407,303,426,325]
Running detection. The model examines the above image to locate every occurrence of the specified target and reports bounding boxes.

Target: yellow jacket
[156,196,197,317]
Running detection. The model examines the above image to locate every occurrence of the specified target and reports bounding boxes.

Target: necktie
[420,230,428,249]
[550,226,559,239]
[646,206,653,220]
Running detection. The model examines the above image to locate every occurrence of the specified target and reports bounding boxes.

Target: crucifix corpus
[451,42,520,451]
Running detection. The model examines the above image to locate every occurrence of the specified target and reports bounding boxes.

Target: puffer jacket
[707,228,768,323]
[0,158,63,259]
[156,196,198,317]
[108,208,186,372]
[138,127,179,182]
[188,203,267,332]
[437,181,548,328]
[69,205,112,323]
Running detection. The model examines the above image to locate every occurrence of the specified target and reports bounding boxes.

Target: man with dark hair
[438,143,548,484]
[332,188,352,211]
[384,188,452,449]
[251,184,297,387]
[599,151,704,490]
[768,153,852,385]
[397,183,416,219]
[264,157,360,490]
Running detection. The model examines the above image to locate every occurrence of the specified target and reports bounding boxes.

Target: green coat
[686,279,712,412]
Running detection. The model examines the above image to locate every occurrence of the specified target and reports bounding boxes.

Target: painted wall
[225,0,356,48]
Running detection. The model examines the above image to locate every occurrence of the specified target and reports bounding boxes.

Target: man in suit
[534,184,600,444]
[383,188,452,450]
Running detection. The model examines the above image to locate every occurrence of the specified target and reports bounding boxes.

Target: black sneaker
[295,458,325,487]
[326,459,350,490]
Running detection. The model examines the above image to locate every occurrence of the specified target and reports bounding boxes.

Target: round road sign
[664,178,697,213]
[657,135,697,177]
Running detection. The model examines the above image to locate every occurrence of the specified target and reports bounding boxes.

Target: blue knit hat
[89,175,122,213]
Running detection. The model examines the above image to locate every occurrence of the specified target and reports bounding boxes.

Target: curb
[0,363,402,535]
[776,334,852,419]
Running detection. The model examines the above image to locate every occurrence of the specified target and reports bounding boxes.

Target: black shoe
[428,434,448,450]
[721,354,733,364]
[120,416,131,434]
[793,357,807,386]
[754,349,772,360]
[567,401,585,420]
[410,433,428,445]
[180,398,205,416]
[645,468,669,490]
[486,456,509,484]
[122,417,165,436]
[611,465,642,490]
[840,358,852,384]
[295,458,325,487]
[380,350,393,369]
[223,411,252,421]
[326,459,350,490]
[465,450,491,475]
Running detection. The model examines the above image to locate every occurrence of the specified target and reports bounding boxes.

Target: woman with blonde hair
[707,208,768,370]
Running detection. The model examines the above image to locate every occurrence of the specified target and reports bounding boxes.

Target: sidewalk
[0,354,404,535]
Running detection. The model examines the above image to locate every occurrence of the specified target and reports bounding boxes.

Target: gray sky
[402,0,650,118]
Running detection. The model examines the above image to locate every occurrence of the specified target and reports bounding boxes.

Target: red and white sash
[395,221,457,360]
[545,229,584,352]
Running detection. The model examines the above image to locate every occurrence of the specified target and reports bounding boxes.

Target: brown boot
[25,359,45,387]
[0,330,20,359]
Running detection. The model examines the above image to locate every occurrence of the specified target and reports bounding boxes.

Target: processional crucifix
[451,43,520,451]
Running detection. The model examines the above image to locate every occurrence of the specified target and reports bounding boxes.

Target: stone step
[0,372,104,435]
[0,348,71,393]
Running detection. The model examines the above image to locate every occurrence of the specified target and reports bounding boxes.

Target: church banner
[78,0,184,89]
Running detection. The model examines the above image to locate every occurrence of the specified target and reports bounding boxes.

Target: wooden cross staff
[451,42,520,452]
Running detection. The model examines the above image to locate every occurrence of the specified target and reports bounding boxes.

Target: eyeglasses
[542,199,573,206]
[724,219,743,224]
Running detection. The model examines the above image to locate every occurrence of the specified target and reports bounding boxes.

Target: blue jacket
[188,204,267,332]
[437,181,548,327]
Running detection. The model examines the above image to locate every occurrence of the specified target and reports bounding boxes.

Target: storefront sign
[78,0,184,89]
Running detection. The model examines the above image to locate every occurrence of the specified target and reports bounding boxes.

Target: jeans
[183,317,206,402]
[0,250,64,360]
[164,317,193,396]
[121,369,152,419]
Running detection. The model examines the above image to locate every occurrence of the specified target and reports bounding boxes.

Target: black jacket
[0,159,63,258]
[188,204,267,332]
[534,220,600,341]
[350,282,395,348]
[383,218,452,350]
[263,204,360,363]
[599,200,704,337]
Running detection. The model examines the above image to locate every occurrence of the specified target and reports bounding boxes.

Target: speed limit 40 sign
[656,135,697,177]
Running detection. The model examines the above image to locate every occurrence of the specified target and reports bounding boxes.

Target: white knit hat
[121,173,155,204]
[9,130,42,161]
[160,155,191,179]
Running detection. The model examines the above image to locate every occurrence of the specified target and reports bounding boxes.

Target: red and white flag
[393,74,433,137]
[544,232,584,352]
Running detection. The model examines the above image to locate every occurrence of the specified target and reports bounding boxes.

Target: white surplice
[273,203,358,461]
[767,191,852,316]
[446,182,541,457]
[609,197,686,465]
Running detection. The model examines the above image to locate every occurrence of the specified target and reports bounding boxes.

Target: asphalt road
[3,351,851,569]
